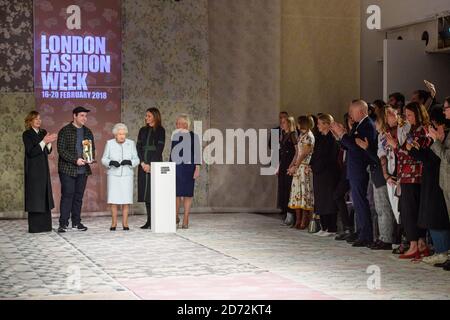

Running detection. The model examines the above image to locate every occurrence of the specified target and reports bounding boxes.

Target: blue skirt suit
[170,130,201,197]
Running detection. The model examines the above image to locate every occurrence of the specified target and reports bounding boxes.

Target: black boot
[141,202,151,229]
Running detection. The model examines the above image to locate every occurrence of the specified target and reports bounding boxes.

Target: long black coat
[136,125,166,202]
[409,147,449,230]
[22,129,55,212]
[277,131,297,213]
[310,131,340,216]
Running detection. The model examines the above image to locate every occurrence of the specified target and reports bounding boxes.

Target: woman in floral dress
[288,116,315,229]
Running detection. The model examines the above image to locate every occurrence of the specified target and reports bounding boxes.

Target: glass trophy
[82,139,94,163]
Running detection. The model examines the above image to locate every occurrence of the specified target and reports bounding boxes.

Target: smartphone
[406,133,414,145]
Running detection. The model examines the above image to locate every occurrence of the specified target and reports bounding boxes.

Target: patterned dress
[288,131,315,211]
[395,125,431,184]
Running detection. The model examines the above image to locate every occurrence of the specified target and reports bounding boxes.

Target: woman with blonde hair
[170,114,201,229]
[288,116,315,229]
[22,111,57,233]
[310,114,340,236]
[102,123,140,231]
[279,116,298,226]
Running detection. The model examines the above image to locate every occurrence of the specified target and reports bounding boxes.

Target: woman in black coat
[333,113,355,240]
[22,111,57,233]
[277,116,298,226]
[136,108,166,229]
[310,114,340,235]
[410,146,449,227]
[408,110,450,262]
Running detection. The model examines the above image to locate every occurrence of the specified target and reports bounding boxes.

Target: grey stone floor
[0,213,449,300]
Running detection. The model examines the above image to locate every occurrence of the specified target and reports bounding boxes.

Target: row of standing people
[23,107,200,233]
[276,96,450,269]
[277,113,353,236]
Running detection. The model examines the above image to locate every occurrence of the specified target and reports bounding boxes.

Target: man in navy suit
[331,100,378,247]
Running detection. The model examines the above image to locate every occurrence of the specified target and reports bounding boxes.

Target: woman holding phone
[386,102,431,259]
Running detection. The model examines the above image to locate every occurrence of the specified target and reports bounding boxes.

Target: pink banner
[34,0,122,212]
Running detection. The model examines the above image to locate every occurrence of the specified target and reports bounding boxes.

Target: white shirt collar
[171,128,190,140]
[356,115,369,130]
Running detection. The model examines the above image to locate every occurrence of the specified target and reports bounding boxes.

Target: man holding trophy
[57,106,95,233]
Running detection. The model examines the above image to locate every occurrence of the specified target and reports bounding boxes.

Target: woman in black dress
[137,108,166,229]
[22,111,57,233]
[170,114,201,229]
[278,116,298,226]
[310,114,340,236]
[409,107,450,265]
[334,113,354,240]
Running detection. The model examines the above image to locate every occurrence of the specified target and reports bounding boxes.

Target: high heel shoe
[294,211,303,229]
[299,212,311,230]
[140,221,150,229]
[123,226,130,231]
[399,250,420,259]
[181,224,189,229]
[110,226,116,231]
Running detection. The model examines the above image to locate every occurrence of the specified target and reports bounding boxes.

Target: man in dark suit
[331,100,378,247]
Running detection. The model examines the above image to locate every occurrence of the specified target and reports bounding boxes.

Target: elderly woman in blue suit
[170,114,201,229]
[102,123,140,231]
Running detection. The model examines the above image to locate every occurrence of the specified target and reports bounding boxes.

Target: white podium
[151,162,176,233]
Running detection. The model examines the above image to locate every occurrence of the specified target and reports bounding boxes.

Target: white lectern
[151,162,176,233]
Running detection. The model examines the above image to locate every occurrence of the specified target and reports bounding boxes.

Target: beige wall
[122,0,210,211]
[207,0,361,209]
[208,0,281,209]
[281,0,361,120]
[361,0,450,102]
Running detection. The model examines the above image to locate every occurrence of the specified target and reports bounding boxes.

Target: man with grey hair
[331,100,377,247]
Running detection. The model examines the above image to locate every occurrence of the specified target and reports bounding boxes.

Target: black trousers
[145,201,151,222]
[333,177,353,231]
[278,172,293,215]
[320,214,337,232]
[28,211,52,233]
[399,183,426,242]
[59,173,87,227]
[350,175,373,242]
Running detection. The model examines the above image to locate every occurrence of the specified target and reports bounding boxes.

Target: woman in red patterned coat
[386,102,431,259]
